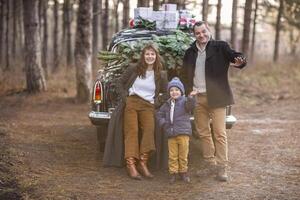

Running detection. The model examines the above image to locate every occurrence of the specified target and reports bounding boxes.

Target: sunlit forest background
[0,0,299,100]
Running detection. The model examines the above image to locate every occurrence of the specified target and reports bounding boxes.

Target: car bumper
[88,111,110,125]
[89,111,237,129]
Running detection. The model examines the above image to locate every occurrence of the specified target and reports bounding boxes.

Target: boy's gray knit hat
[167,77,185,95]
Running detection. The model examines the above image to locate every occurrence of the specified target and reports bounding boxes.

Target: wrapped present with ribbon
[152,10,179,29]
[134,7,153,20]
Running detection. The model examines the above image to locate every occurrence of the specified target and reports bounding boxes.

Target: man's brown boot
[137,153,154,178]
[126,157,142,180]
[216,166,228,182]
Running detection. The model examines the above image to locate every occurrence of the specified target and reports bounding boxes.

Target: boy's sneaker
[169,174,176,184]
[180,172,191,183]
[216,166,228,182]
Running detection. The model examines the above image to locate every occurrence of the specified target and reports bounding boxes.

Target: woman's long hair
[137,43,163,78]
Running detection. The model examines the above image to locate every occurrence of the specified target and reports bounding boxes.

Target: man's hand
[231,57,246,67]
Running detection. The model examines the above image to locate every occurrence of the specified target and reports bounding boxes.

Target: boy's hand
[189,91,197,96]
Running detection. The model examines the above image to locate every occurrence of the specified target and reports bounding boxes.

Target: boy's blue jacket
[156,96,195,138]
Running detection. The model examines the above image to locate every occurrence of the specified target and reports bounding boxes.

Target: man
[181,21,247,181]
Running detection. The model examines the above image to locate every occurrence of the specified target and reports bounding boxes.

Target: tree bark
[113,0,120,33]
[102,0,109,50]
[250,0,258,61]
[178,0,185,9]
[122,0,129,28]
[153,0,160,11]
[0,0,4,65]
[231,0,238,49]
[215,0,221,40]
[52,0,59,72]
[65,0,73,67]
[75,0,93,103]
[242,0,253,58]
[12,0,17,58]
[288,28,300,56]
[17,0,24,59]
[273,0,284,62]
[62,0,67,65]
[5,0,9,70]
[23,0,46,92]
[202,0,209,21]
[93,0,100,57]
[137,0,149,7]
[42,0,48,78]
[38,0,42,37]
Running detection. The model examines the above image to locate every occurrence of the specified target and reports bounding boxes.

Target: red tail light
[94,81,102,103]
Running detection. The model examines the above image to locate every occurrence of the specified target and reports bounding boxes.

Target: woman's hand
[189,91,197,96]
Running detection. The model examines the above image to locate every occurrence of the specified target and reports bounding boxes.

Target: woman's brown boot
[137,153,154,178]
[126,157,142,180]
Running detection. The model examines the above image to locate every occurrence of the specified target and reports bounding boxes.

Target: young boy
[156,77,196,183]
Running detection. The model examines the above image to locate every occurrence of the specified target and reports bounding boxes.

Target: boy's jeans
[168,135,190,174]
[194,94,228,167]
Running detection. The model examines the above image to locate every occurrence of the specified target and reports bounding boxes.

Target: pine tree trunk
[12,0,17,59]
[122,0,129,28]
[5,0,9,70]
[137,0,149,7]
[178,0,186,10]
[250,0,258,61]
[153,0,160,11]
[202,0,209,21]
[62,0,67,65]
[114,0,120,33]
[23,0,46,92]
[242,0,253,57]
[215,0,221,40]
[75,0,93,103]
[231,0,238,49]
[102,0,109,50]
[52,0,59,72]
[0,0,4,65]
[17,0,24,59]
[42,0,48,78]
[273,0,283,62]
[38,0,42,37]
[65,0,73,67]
[93,0,100,57]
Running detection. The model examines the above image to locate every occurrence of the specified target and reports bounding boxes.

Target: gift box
[179,10,193,18]
[152,11,178,21]
[134,7,153,20]
[161,3,177,11]
[153,11,179,29]
[156,20,178,29]
[152,11,165,21]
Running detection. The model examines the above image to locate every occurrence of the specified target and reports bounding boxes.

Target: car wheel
[96,125,107,152]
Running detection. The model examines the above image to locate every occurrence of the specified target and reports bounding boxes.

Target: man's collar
[196,42,207,53]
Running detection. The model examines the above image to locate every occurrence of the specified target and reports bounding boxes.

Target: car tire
[96,125,107,152]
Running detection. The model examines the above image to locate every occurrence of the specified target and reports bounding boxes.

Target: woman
[103,44,168,180]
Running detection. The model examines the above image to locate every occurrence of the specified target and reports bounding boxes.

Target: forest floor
[0,61,300,200]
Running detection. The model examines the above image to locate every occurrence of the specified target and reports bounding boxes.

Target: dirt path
[0,90,299,200]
